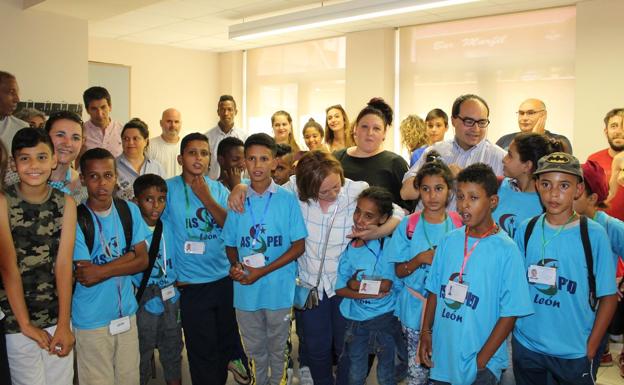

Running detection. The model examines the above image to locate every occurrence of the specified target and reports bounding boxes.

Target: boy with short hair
[132,174,183,385]
[223,133,307,385]
[513,152,618,384]
[272,143,294,185]
[0,127,76,384]
[419,163,533,385]
[72,147,150,385]
[163,133,246,385]
[217,136,245,191]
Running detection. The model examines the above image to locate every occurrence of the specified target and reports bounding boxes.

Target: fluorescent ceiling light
[229,0,479,41]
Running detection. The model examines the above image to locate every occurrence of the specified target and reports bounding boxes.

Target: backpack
[77,198,133,255]
[523,215,597,312]
[406,211,463,239]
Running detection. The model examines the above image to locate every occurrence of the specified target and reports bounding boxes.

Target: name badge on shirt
[243,253,266,268]
[359,279,382,295]
[445,280,468,303]
[528,265,556,286]
[109,316,131,336]
[161,285,175,301]
[184,241,205,255]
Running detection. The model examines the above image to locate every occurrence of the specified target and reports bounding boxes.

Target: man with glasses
[496,98,572,153]
[401,94,505,203]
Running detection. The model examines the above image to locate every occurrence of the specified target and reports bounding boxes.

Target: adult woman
[272,110,301,153]
[115,118,165,200]
[302,118,327,152]
[324,105,354,152]
[399,115,428,167]
[228,150,403,385]
[45,110,87,202]
[334,98,412,210]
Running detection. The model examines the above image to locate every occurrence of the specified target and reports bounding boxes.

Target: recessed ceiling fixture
[229,0,479,41]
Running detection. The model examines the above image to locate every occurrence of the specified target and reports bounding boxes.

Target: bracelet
[420,329,433,335]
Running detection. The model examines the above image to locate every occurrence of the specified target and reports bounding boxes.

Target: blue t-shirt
[72,201,150,330]
[385,214,461,330]
[514,214,617,359]
[336,238,398,321]
[593,211,624,264]
[222,182,307,311]
[425,229,533,385]
[410,146,427,167]
[163,176,230,284]
[493,178,543,239]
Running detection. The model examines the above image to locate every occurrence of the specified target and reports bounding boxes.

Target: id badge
[445,280,468,303]
[528,265,556,285]
[184,241,205,255]
[243,253,266,268]
[359,279,382,295]
[109,316,131,336]
[161,285,175,301]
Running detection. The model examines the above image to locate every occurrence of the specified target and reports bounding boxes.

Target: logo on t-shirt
[530,258,577,308]
[239,223,283,254]
[93,236,121,265]
[438,272,480,323]
[499,213,517,238]
[186,208,218,233]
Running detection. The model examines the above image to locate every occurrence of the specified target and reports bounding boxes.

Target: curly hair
[399,114,428,152]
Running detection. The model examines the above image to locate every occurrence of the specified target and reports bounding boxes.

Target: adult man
[204,95,246,180]
[81,86,123,158]
[401,94,506,203]
[147,108,183,178]
[496,98,573,153]
[588,108,624,220]
[0,71,28,149]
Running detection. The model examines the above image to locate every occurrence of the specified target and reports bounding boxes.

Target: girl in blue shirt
[385,154,461,385]
[336,187,402,385]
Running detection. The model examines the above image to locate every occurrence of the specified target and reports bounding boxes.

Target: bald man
[496,98,572,153]
[146,108,183,178]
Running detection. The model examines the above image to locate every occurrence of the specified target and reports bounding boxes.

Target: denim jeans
[429,368,497,385]
[344,312,402,385]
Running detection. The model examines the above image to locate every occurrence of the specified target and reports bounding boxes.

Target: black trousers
[0,320,11,385]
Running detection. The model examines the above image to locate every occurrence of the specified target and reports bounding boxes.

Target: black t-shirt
[334,149,413,211]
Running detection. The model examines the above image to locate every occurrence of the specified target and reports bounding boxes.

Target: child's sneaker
[228,359,250,385]
[600,351,614,367]
[299,366,314,385]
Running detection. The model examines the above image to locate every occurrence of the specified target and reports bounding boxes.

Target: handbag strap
[314,203,340,287]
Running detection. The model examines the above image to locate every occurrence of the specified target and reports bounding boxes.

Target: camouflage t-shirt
[0,185,64,333]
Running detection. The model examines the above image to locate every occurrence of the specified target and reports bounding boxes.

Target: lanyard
[460,223,497,283]
[181,176,211,239]
[88,204,124,317]
[422,214,450,249]
[246,192,273,248]
[540,212,577,264]
[363,239,383,275]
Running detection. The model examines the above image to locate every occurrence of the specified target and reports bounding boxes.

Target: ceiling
[27,0,581,52]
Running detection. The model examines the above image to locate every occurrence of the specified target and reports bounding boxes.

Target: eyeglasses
[516,110,544,117]
[456,116,490,128]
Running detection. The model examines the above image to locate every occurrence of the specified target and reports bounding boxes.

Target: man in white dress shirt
[147,108,183,178]
[204,95,246,180]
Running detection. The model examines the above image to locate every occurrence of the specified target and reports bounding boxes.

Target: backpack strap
[406,211,422,240]
[76,203,95,254]
[523,215,541,257]
[448,211,463,228]
[580,216,597,312]
[136,219,163,302]
[113,198,134,253]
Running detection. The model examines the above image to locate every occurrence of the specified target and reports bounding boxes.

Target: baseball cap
[581,160,608,202]
[534,152,583,180]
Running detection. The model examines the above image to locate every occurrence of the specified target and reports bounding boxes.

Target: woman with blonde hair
[325,105,355,151]
[272,110,301,153]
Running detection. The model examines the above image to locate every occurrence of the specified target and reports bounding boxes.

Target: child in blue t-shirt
[335,186,402,385]
[419,163,533,385]
[493,132,560,239]
[223,133,307,385]
[132,174,183,385]
[385,156,461,385]
[72,148,150,385]
[162,133,247,385]
[513,153,618,385]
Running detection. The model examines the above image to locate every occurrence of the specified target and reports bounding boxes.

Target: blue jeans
[344,312,402,385]
[429,368,497,385]
[298,294,349,385]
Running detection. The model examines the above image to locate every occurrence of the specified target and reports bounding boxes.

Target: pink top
[83,119,123,158]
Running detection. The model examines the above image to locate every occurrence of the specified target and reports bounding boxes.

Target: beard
[608,138,624,152]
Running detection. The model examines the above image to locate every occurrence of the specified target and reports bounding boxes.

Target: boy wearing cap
[512,152,618,384]
[573,160,624,372]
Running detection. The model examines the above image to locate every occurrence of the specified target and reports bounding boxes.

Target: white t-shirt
[204,125,247,180]
[146,136,182,179]
[0,115,29,150]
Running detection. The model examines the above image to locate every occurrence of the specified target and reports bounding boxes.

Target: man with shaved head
[146,108,183,178]
[496,98,572,153]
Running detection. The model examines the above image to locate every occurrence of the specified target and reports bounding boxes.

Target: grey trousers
[236,308,291,385]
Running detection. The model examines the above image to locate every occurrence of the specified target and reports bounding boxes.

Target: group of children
[0,123,622,385]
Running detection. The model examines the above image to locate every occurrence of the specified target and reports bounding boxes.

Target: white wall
[89,37,220,138]
[0,0,88,106]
